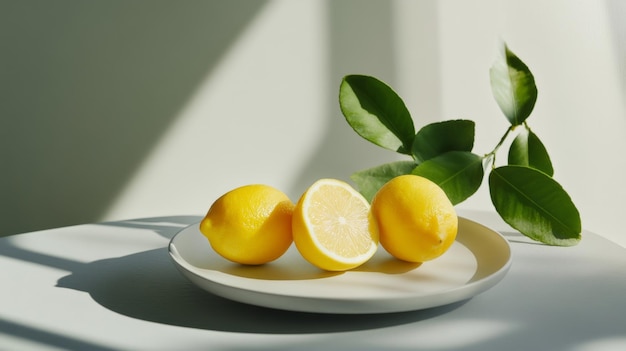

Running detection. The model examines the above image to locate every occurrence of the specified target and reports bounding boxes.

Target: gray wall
[1,1,267,235]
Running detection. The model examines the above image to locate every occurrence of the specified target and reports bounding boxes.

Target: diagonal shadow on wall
[0,1,268,236]
[287,0,429,197]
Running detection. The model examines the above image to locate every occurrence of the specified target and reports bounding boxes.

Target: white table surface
[1,210,625,351]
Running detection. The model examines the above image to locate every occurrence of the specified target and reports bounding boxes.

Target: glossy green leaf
[489,44,537,126]
[411,151,484,205]
[489,166,581,246]
[340,75,415,154]
[508,128,554,176]
[351,160,416,202]
[412,119,475,163]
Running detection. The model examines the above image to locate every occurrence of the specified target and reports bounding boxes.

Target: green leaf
[411,151,484,205]
[508,127,554,176]
[489,166,581,246]
[489,43,538,126]
[350,161,416,202]
[340,75,415,154]
[412,119,475,163]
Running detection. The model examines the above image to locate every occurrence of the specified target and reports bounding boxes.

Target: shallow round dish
[168,217,511,314]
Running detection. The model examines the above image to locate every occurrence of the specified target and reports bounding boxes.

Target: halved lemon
[292,178,379,271]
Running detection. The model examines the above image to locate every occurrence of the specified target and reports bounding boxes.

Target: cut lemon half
[292,178,379,271]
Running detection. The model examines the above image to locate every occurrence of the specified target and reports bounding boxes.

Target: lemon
[199,184,294,265]
[292,178,379,271]
[371,174,457,263]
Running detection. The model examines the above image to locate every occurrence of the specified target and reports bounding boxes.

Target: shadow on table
[11,214,626,349]
[56,216,465,334]
[0,318,121,351]
[97,215,203,240]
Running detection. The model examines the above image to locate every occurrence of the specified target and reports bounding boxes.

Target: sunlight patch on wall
[102,0,328,221]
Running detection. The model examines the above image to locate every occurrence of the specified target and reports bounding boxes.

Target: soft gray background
[1,1,269,234]
[2,0,626,247]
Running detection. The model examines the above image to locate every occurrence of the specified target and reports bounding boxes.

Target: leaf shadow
[500,231,547,246]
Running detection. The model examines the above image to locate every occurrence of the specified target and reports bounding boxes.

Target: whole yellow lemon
[199,184,294,265]
[371,175,457,263]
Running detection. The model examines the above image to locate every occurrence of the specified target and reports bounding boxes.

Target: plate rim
[168,216,512,314]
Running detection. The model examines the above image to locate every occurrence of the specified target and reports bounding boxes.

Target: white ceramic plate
[168,217,511,314]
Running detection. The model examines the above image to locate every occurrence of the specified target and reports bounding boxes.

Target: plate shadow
[56,246,466,334]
